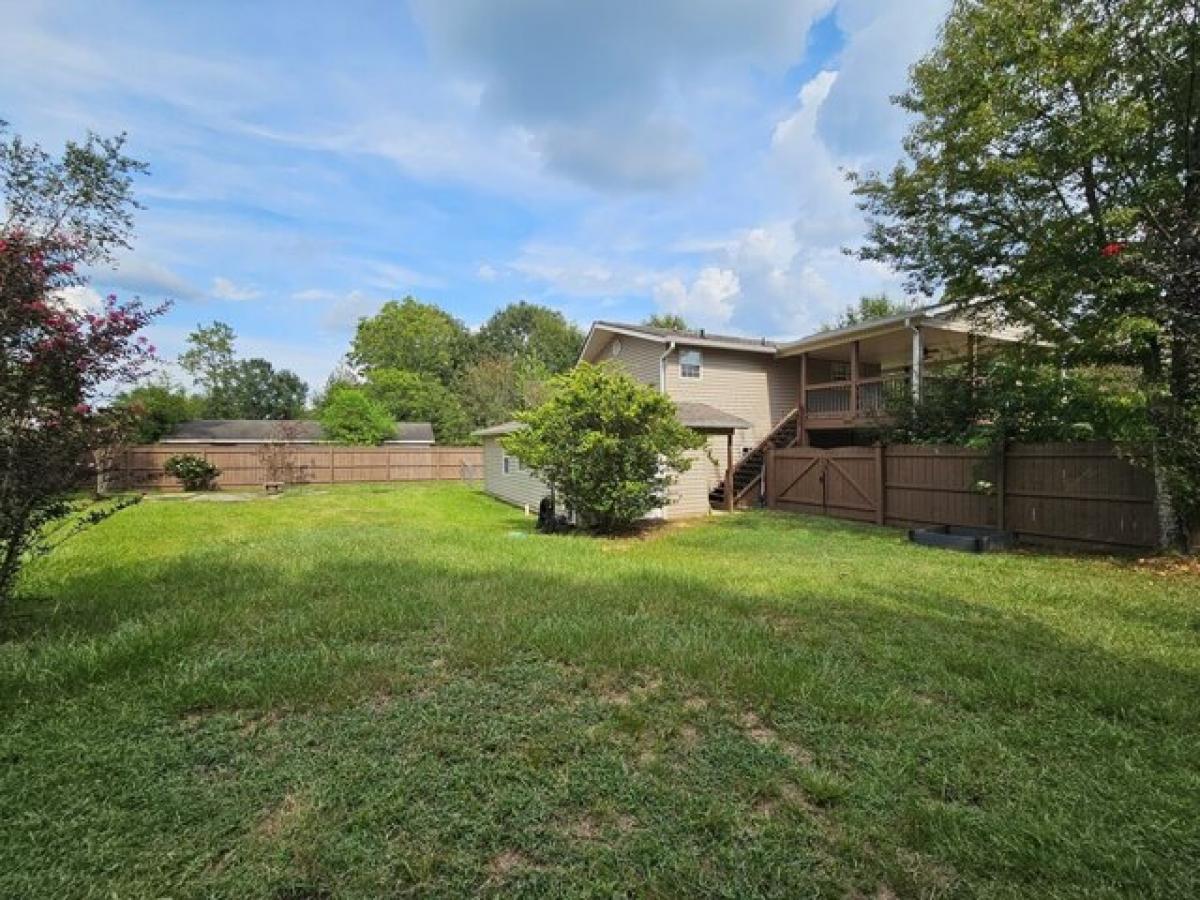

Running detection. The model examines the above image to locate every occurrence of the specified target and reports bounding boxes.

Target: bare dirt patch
[486,849,533,878]
[256,791,311,840]
[738,712,814,765]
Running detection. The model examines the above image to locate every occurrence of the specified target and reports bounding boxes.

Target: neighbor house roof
[472,402,747,439]
[161,419,435,444]
[580,321,777,363]
[472,421,526,438]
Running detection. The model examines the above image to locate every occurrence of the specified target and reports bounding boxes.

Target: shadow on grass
[3,526,1199,896]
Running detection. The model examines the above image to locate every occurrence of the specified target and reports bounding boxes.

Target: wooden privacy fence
[119,444,484,491]
[764,442,1160,553]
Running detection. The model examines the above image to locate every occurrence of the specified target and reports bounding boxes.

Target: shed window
[502,455,521,475]
[680,349,702,379]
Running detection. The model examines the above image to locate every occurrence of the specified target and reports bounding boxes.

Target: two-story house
[475,305,1023,518]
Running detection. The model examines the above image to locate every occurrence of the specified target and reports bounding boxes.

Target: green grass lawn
[2,484,1198,898]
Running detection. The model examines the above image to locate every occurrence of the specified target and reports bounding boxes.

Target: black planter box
[908,525,1016,553]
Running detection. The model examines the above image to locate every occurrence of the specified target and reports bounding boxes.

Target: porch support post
[910,326,924,403]
[850,339,860,419]
[798,352,809,446]
[725,431,735,512]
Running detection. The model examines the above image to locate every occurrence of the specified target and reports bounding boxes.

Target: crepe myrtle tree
[0,237,162,607]
[504,363,706,534]
[849,0,1200,547]
[0,124,164,609]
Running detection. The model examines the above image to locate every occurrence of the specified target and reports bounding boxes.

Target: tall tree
[178,321,237,416]
[643,313,690,331]
[229,358,307,420]
[476,301,584,373]
[822,294,913,331]
[115,383,199,442]
[851,0,1200,548]
[363,367,469,443]
[1,124,162,608]
[458,355,549,430]
[350,296,472,384]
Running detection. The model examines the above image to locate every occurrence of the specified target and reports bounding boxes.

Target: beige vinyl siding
[481,437,548,510]
[664,347,799,457]
[594,334,662,386]
[662,438,724,519]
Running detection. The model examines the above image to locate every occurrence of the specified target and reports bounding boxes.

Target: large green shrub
[164,454,221,491]
[317,388,395,445]
[877,353,1150,448]
[504,363,705,533]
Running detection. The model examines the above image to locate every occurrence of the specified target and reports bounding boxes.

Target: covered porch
[777,318,986,443]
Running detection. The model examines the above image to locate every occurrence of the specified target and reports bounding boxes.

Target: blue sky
[1,0,950,390]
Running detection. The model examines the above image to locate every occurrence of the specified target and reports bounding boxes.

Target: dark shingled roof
[673,402,750,431]
[472,402,748,438]
[592,321,777,351]
[162,419,435,443]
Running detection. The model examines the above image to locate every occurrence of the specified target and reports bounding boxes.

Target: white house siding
[481,436,549,510]
[663,346,799,458]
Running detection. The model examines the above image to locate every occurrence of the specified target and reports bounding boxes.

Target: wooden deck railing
[806,373,910,420]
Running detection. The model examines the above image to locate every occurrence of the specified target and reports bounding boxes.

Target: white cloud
[476,263,499,281]
[654,267,740,327]
[410,0,832,191]
[817,0,950,159]
[211,276,262,301]
[320,290,386,331]
[53,285,104,313]
[91,256,203,301]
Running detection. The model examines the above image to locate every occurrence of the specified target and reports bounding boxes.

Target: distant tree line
[317,297,584,444]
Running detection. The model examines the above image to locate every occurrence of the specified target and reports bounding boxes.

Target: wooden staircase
[709,408,800,510]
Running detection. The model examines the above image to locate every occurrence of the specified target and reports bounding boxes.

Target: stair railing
[720,408,800,505]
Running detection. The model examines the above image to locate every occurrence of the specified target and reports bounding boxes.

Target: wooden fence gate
[764,442,1161,553]
[764,446,882,524]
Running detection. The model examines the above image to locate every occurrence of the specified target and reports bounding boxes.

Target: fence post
[328,447,335,484]
[874,442,885,525]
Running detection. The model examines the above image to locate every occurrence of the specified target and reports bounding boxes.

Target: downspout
[658,340,676,393]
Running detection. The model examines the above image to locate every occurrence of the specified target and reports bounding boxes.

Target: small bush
[164,454,221,491]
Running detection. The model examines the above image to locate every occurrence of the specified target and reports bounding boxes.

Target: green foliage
[1,123,161,609]
[179,321,238,416]
[878,354,1150,448]
[850,0,1200,544]
[476,301,584,374]
[822,294,912,331]
[163,454,221,491]
[179,322,308,419]
[643,313,689,331]
[457,355,549,433]
[228,358,307,419]
[350,296,472,384]
[504,363,705,533]
[317,388,394,446]
[363,367,469,443]
[115,384,199,443]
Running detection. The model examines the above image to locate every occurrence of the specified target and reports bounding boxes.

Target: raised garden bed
[908,525,1016,553]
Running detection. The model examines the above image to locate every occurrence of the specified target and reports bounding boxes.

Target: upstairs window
[680,349,702,379]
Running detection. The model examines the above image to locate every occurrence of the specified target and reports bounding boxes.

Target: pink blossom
[73,403,91,415]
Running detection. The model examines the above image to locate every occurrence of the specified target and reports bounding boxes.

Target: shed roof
[674,402,751,432]
[161,419,435,443]
[472,421,526,437]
